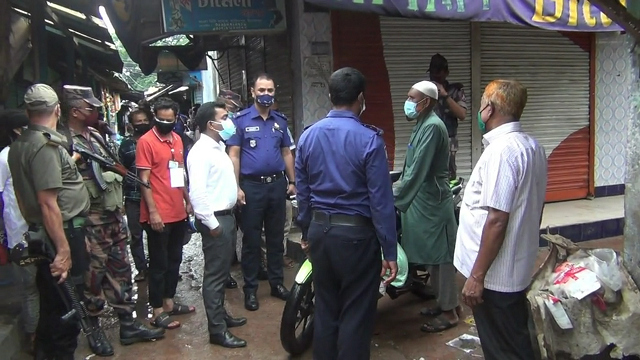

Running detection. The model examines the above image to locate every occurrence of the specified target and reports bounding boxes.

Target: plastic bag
[586,249,623,292]
[382,243,408,288]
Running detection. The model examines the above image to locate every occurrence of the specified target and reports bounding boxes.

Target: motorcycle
[280,171,463,357]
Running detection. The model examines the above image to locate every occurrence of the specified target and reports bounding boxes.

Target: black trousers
[197,214,235,334]
[472,288,536,360]
[142,220,187,309]
[240,177,286,291]
[35,226,88,360]
[308,221,381,360]
[125,199,147,272]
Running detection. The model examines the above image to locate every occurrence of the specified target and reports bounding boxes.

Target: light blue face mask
[404,98,427,120]
[212,118,236,141]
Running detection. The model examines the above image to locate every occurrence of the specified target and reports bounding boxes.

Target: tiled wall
[595,32,631,189]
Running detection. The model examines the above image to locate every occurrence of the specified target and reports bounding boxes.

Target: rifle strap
[88,130,120,164]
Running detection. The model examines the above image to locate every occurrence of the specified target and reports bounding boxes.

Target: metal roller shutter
[480,23,591,202]
[379,17,472,180]
[244,36,266,96]
[227,37,245,97]
[216,51,231,90]
[265,33,295,130]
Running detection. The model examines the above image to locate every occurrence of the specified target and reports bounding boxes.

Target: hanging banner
[161,0,287,34]
[304,0,626,32]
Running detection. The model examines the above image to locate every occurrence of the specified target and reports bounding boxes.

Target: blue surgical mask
[404,100,419,120]
[256,94,275,107]
[212,119,236,141]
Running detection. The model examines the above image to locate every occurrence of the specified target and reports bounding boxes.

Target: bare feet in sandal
[151,312,180,330]
[420,306,460,333]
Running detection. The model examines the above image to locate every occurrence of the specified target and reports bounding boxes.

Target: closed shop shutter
[378,17,472,181]
[216,51,231,90]
[227,37,245,97]
[244,36,266,97]
[265,33,295,131]
[480,23,592,202]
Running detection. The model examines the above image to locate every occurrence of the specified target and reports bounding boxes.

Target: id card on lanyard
[167,146,185,188]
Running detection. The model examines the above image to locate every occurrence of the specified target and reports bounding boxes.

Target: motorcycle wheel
[280,277,315,356]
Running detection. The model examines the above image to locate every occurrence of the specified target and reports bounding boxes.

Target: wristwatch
[288,181,295,185]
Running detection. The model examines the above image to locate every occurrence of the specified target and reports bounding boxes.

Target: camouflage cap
[62,85,103,107]
[218,89,242,108]
[24,84,59,111]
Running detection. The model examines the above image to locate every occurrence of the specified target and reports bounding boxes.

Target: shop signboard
[304,0,626,32]
[161,0,287,34]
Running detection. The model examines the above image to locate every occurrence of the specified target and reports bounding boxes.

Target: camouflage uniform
[64,88,134,317]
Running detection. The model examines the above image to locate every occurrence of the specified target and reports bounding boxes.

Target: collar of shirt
[28,124,63,137]
[152,127,176,144]
[326,110,360,121]
[198,133,225,150]
[249,105,274,121]
[482,121,522,146]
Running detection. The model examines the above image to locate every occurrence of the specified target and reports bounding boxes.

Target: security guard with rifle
[62,85,164,355]
[7,84,112,359]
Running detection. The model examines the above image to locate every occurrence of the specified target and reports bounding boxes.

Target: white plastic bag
[586,249,623,292]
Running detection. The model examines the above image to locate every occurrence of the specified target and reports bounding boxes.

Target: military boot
[87,316,114,357]
[118,314,165,345]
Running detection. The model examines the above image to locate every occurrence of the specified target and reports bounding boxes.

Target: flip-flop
[150,312,180,330]
[419,307,443,317]
[420,315,458,333]
[169,303,196,315]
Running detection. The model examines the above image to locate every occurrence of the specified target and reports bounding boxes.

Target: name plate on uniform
[245,126,259,133]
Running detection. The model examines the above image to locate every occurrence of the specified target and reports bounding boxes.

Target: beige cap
[24,84,60,111]
[412,81,439,100]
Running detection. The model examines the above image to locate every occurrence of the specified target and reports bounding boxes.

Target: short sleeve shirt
[136,128,187,224]
[8,125,90,225]
[434,82,467,138]
[225,105,292,176]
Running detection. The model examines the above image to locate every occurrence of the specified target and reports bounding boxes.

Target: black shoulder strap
[88,131,119,163]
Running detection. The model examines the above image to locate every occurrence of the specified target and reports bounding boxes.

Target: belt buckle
[266,176,273,183]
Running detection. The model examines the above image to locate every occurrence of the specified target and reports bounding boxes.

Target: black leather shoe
[226,276,238,289]
[270,284,290,301]
[244,292,259,311]
[209,331,247,348]
[119,315,165,345]
[87,316,115,357]
[224,315,247,328]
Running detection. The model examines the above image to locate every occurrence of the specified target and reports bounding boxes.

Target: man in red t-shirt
[136,97,195,330]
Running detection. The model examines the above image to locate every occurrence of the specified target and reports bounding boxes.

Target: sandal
[420,315,458,333]
[151,312,180,330]
[419,307,443,317]
[169,303,196,315]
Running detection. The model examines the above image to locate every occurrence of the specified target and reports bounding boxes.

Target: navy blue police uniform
[226,105,292,295]
[295,109,398,360]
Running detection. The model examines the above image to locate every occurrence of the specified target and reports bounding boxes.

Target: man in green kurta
[394,80,460,333]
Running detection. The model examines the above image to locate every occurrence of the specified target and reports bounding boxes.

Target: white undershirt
[454,122,548,293]
[187,133,238,230]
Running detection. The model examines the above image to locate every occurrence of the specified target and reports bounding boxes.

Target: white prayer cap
[411,81,438,100]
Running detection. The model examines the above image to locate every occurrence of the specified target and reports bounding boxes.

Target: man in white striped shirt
[188,101,248,348]
[454,80,547,360]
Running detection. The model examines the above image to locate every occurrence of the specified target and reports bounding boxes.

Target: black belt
[214,209,234,217]
[311,211,372,227]
[28,217,86,232]
[241,172,284,184]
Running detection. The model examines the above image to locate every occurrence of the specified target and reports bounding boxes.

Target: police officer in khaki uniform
[61,85,165,355]
[7,84,108,359]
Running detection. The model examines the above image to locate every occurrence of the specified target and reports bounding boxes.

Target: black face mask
[133,123,152,135]
[155,120,175,135]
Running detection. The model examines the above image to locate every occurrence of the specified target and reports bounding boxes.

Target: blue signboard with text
[161,0,287,34]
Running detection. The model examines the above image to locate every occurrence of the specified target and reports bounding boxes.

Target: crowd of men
[0,52,547,360]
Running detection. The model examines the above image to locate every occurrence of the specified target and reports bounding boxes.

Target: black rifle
[73,142,150,189]
[10,231,110,353]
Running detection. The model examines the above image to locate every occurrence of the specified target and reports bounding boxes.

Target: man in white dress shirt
[187,101,247,348]
[454,80,547,360]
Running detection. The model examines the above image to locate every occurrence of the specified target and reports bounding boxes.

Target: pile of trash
[528,234,640,359]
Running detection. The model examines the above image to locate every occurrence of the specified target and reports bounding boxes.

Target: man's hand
[287,184,297,196]
[71,152,82,163]
[50,249,71,284]
[301,238,310,256]
[237,189,246,206]
[149,210,165,232]
[210,226,222,237]
[461,275,485,308]
[185,203,193,215]
[381,260,398,286]
[436,83,448,97]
